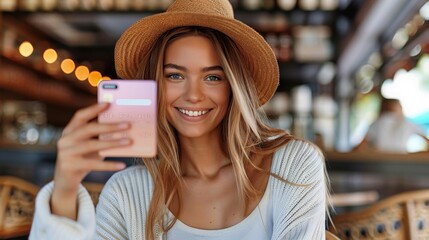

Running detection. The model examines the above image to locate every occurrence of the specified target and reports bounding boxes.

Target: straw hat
[115,0,279,105]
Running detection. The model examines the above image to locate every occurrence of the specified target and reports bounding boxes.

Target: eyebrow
[164,63,223,72]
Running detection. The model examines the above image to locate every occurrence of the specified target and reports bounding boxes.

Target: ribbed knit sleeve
[95,166,155,239]
[29,165,156,240]
[270,140,326,240]
[29,182,96,240]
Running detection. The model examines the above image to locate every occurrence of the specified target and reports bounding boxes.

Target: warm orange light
[101,76,111,80]
[19,41,34,57]
[60,59,76,74]
[88,71,102,87]
[75,66,90,81]
[43,48,58,63]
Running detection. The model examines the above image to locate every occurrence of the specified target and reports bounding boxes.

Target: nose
[184,78,205,102]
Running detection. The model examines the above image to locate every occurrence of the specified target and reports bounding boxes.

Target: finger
[61,122,130,147]
[57,122,130,149]
[63,103,110,135]
[68,138,132,155]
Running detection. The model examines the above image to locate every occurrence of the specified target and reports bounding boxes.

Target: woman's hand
[51,103,130,219]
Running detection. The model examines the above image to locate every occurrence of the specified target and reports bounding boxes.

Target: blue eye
[206,75,221,81]
[167,74,183,80]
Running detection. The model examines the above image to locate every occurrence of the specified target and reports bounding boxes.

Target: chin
[176,129,208,139]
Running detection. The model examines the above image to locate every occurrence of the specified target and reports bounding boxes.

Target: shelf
[0,144,111,186]
[0,142,137,165]
[0,143,56,164]
[327,150,429,163]
[2,8,337,15]
[0,142,138,186]
[2,6,341,95]
[326,150,429,177]
[0,54,96,95]
[0,55,96,109]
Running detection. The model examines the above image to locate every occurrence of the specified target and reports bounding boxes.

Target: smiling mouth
[176,108,211,117]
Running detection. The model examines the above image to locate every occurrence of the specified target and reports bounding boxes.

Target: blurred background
[1,0,429,238]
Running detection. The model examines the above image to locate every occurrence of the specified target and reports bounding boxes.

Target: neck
[178,130,230,180]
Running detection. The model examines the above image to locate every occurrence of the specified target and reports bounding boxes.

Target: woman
[354,97,429,153]
[30,0,327,239]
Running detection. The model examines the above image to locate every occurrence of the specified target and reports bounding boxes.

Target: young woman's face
[163,35,231,139]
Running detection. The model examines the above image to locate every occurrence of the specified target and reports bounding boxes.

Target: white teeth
[178,108,209,117]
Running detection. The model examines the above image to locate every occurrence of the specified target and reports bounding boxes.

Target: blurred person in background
[354,97,429,153]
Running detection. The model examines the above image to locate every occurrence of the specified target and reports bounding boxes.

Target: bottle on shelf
[321,0,338,10]
[299,0,318,10]
[278,33,292,62]
[0,0,18,11]
[98,0,114,10]
[263,0,275,10]
[277,0,296,10]
[145,0,160,10]
[131,0,145,10]
[291,85,314,140]
[2,29,18,58]
[41,0,57,11]
[159,0,174,9]
[20,0,40,11]
[265,33,279,59]
[241,0,262,10]
[59,0,80,11]
[115,0,131,11]
[81,0,97,10]
[1,101,47,145]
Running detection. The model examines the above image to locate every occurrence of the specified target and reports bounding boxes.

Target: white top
[167,183,272,240]
[29,140,326,240]
[367,113,426,153]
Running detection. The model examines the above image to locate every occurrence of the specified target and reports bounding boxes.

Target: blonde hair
[136,26,297,239]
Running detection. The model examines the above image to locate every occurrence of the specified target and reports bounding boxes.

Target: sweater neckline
[166,152,278,234]
[168,185,271,235]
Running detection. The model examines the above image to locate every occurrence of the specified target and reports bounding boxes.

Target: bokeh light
[75,65,90,81]
[88,71,102,86]
[43,48,58,64]
[60,59,76,74]
[19,41,34,57]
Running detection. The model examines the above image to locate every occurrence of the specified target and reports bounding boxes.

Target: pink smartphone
[97,80,157,157]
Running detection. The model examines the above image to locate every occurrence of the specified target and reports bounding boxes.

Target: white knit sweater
[30,140,326,240]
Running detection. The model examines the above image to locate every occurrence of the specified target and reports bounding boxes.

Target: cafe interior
[1,0,429,239]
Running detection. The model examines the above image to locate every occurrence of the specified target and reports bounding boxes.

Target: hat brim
[115,12,279,105]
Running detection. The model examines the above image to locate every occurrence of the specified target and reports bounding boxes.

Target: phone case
[98,80,157,157]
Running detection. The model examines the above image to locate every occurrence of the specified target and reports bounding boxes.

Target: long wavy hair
[136,26,297,239]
